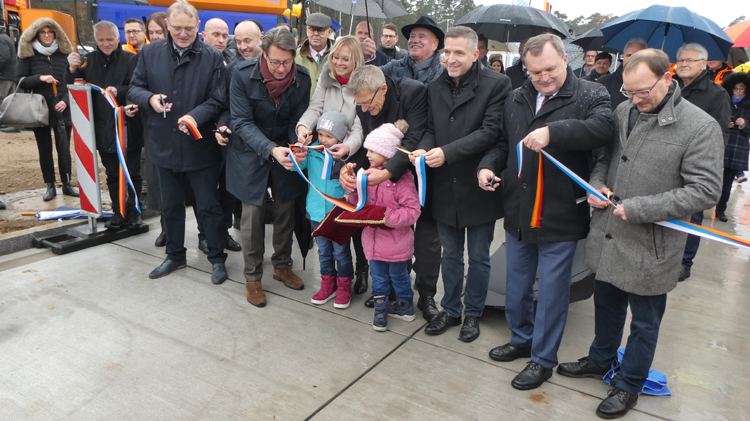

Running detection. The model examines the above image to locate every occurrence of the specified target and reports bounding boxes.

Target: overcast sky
[477,0,748,29]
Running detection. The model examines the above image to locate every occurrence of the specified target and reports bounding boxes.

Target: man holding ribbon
[558,49,723,419]
[477,33,615,390]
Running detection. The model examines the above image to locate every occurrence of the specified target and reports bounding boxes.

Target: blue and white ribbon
[321,148,333,180]
[415,155,427,207]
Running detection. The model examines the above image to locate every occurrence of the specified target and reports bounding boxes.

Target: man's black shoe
[364,295,375,308]
[154,231,167,247]
[149,259,187,279]
[105,213,127,230]
[417,295,440,322]
[353,263,369,294]
[596,387,638,419]
[557,357,609,379]
[211,263,228,284]
[459,315,480,342]
[198,238,209,255]
[489,343,532,362]
[127,211,144,229]
[511,361,553,390]
[716,210,728,222]
[226,234,242,251]
[424,311,461,335]
[678,266,691,282]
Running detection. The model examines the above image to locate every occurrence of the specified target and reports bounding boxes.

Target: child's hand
[339,163,357,192]
[328,144,350,159]
[297,126,312,145]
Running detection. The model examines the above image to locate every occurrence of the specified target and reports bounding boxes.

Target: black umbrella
[293,191,312,270]
[456,4,571,42]
[572,24,621,54]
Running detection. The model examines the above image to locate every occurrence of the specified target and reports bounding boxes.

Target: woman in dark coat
[716,72,750,221]
[16,17,78,201]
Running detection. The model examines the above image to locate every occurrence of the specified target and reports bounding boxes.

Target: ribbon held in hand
[178,116,202,139]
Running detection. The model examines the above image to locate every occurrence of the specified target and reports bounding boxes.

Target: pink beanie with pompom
[363,120,408,159]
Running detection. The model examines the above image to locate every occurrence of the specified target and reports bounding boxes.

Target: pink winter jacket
[348,168,421,262]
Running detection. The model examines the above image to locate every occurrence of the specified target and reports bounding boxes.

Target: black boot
[42,183,56,201]
[353,263,369,295]
[126,205,144,229]
[0,200,5,209]
[62,182,79,197]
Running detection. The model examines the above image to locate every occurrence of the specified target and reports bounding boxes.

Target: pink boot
[311,275,337,305]
[334,277,353,309]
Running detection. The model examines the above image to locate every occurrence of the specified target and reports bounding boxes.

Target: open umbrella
[600,5,734,61]
[573,24,620,54]
[312,0,407,19]
[456,4,570,42]
[725,19,750,48]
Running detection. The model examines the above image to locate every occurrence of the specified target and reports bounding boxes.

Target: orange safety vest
[123,39,150,54]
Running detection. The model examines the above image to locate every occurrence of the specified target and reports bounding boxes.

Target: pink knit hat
[363,120,408,159]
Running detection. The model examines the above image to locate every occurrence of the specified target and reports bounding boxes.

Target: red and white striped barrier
[69,84,102,217]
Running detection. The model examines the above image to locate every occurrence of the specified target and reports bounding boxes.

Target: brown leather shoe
[273,267,304,290]
[245,281,266,307]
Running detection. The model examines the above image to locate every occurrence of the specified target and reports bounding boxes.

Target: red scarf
[336,75,349,85]
[260,54,297,104]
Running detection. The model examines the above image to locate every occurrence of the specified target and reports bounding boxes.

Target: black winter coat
[505,62,527,90]
[675,69,731,145]
[0,33,16,81]
[479,67,615,243]
[418,61,512,229]
[379,46,407,62]
[597,66,628,111]
[65,46,140,153]
[226,57,311,206]
[128,34,226,172]
[16,49,71,124]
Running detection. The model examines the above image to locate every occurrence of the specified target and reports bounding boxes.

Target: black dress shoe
[459,315,480,342]
[353,263,369,295]
[489,343,532,362]
[62,182,79,197]
[364,295,375,308]
[511,361,553,390]
[678,266,691,282]
[154,231,167,247]
[149,259,187,279]
[716,210,728,222]
[424,311,461,336]
[596,387,638,419]
[417,295,440,322]
[198,238,209,255]
[211,263,228,284]
[226,234,242,251]
[43,183,56,201]
[557,357,609,379]
[127,211,144,229]
[105,213,127,230]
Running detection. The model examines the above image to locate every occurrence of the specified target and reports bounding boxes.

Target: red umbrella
[725,19,750,48]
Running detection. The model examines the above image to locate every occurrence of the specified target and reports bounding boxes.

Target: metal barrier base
[31,216,149,255]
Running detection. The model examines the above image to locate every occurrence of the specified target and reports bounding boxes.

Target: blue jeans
[588,280,667,395]
[312,222,353,279]
[370,260,413,300]
[504,233,577,369]
[437,221,495,318]
[681,211,703,268]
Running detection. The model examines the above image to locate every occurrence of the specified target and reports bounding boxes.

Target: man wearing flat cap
[295,12,333,98]
[380,16,445,85]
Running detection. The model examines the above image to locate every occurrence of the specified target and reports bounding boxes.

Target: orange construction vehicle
[2,0,76,45]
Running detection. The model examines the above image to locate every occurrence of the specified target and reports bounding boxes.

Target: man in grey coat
[557,49,723,419]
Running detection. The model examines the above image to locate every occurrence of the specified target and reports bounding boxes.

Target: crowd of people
[1,2,748,418]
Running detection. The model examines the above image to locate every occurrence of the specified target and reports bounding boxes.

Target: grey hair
[523,33,565,59]
[677,43,708,60]
[349,65,386,95]
[93,21,120,41]
[446,26,478,52]
[624,38,647,51]
[167,0,199,21]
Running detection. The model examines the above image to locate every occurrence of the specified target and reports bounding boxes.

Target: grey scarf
[408,51,440,83]
[32,39,59,56]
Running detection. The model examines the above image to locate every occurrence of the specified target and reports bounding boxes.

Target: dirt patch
[0,219,55,235]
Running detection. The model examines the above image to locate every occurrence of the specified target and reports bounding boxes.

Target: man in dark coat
[412,26,511,342]
[583,52,611,82]
[128,0,228,284]
[225,28,311,308]
[378,23,406,62]
[672,43,731,282]
[596,38,647,111]
[504,38,528,89]
[0,22,16,104]
[477,33,615,390]
[380,16,445,85]
[65,21,141,229]
[572,50,598,78]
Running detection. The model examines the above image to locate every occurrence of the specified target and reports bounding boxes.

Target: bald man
[234,20,263,60]
[355,21,388,66]
[202,18,236,63]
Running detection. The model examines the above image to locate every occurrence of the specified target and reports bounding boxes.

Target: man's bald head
[235,20,263,60]
[202,18,229,51]
[355,21,374,42]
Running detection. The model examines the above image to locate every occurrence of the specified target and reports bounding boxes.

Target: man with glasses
[225,27,311,307]
[123,19,148,54]
[295,12,333,98]
[573,49,598,78]
[379,23,406,62]
[559,48,723,419]
[129,0,229,284]
[477,33,615,391]
[672,43,731,281]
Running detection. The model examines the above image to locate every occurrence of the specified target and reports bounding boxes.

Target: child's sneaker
[311,275,337,305]
[372,295,388,331]
[388,299,416,322]
[334,277,352,309]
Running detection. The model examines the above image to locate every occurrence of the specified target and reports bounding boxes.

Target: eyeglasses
[676,58,704,65]
[620,75,663,98]
[355,88,380,109]
[38,31,55,36]
[381,34,396,39]
[307,27,329,34]
[168,22,198,34]
[267,57,294,68]
[584,54,596,58]
[528,62,564,81]
[125,29,143,35]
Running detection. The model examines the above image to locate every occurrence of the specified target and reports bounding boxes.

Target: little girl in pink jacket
[347,120,421,331]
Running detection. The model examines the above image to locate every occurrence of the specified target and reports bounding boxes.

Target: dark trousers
[588,280,667,396]
[716,167,739,213]
[196,163,238,239]
[681,211,704,268]
[33,120,71,184]
[413,211,441,298]
[156,163,227,264]
[505,233,577,369]
[99,150,142,215]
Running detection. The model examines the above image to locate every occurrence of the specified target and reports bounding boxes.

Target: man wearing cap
[380,16,445,85]
[296,12,333,98]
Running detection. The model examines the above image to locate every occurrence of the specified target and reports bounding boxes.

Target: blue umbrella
[600,5,734,61]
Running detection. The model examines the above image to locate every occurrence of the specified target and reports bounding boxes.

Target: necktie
[537,95,551,114]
